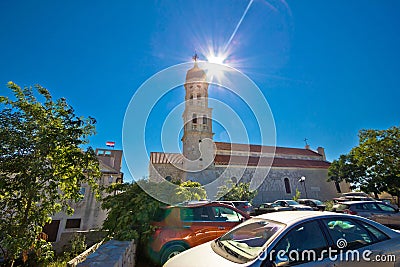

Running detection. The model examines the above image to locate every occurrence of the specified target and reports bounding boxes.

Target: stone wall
[77,240,136,267]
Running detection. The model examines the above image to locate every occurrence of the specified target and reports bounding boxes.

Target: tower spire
[192,52,199,62]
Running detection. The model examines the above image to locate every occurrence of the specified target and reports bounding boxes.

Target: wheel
[160,244,187,265]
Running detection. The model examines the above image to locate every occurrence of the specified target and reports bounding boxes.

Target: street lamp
[298,176,308,198]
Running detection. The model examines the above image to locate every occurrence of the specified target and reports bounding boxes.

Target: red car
[148,201,250,265]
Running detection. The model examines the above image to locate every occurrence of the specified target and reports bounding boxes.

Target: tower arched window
[284,178,291,194]
[203,116,207,125]
[192,113,197,124]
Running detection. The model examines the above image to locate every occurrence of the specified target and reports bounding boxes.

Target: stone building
[149,60,348,204]
[43,148,123,251]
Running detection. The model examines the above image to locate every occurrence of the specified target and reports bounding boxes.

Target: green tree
[292,188,301,201]
[217,181,257,202]
[328,126,400,200]
[101,180,207,242]
[173,180,207,203]
[0,82,101,265]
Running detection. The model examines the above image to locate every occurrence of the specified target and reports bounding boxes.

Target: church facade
[149,60,348,204]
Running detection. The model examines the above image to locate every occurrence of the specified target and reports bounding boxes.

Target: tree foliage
[292,188,301,201]
[328,126,400,199]
[0,82,101,264]
[217,181,257,202]
[101,180,207,243]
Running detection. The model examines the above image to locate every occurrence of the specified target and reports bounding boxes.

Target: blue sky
[1,0,399,182]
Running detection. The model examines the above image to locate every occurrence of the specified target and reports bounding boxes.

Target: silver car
[164,211,400,266]
[332,200,400,229]
[273,199,314,211]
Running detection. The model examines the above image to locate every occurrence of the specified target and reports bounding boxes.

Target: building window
[284,178,291,194]
[203,116,207,125]
[43,220,60,242]
[192,114,197,124]
[65,219,81,229]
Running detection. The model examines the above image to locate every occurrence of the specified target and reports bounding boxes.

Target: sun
[207,55,226,65]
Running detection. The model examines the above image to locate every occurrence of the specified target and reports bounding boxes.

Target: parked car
[333,196,375,203]
[332,200,400,229]
[273,200,313,211]
[298,198,326,211]
[164,211,400,266]
[148,201,250,265]
[253,202,291,215]
[218,201,255,215]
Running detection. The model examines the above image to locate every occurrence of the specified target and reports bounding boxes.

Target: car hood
[163,241,244,267]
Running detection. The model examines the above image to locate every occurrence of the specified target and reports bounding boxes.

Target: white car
[164,211,400,267]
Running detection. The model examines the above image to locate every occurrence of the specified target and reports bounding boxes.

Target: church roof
[213,154,330,169]
[185,63,206,81]
[215,142,322,157]
[150,152,184,164]
[150,141,330,169]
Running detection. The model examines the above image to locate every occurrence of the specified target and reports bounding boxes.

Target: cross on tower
[192,52,199,62]
[304,138,309,146]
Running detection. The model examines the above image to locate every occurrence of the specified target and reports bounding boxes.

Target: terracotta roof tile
[150,152,184,164]
[215,142,322,157]
[214,154,330,169]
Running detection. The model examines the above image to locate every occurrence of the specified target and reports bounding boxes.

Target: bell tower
[182,54,214,165]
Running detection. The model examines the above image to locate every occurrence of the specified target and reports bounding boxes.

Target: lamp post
[299,176,308,198]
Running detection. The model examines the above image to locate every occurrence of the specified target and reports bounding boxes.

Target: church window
[192,114,197,124]
[190,94,193,99]
[203,116,207,124]
[284,178,291,194]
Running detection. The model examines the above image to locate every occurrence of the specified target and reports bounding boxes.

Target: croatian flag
[106,141,115,147]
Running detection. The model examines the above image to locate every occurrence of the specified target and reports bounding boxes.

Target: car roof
[254,211,340,224]
[337,200,379,205]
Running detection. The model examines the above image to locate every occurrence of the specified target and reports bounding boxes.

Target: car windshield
[314,200,323,205]
[215,218,285,263]
[286,200,299,205]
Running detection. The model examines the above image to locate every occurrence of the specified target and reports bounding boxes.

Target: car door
[320,217,397,267]
[375,203,400,228]
[179,207,217,247]
[362,202,388,225]
[270,220,333,267]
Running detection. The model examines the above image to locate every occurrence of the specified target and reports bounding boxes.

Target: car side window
[181,207,210,221]
[362,203,380,211]
[210,206,242,222]
[273,220,328,264]
[376,203,396,212]
[357,221,389,242]
[322,219,373,250]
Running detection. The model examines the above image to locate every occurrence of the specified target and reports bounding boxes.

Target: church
[149,58,348,204]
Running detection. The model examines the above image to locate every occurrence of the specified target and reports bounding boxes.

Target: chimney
[317,147,326,161]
